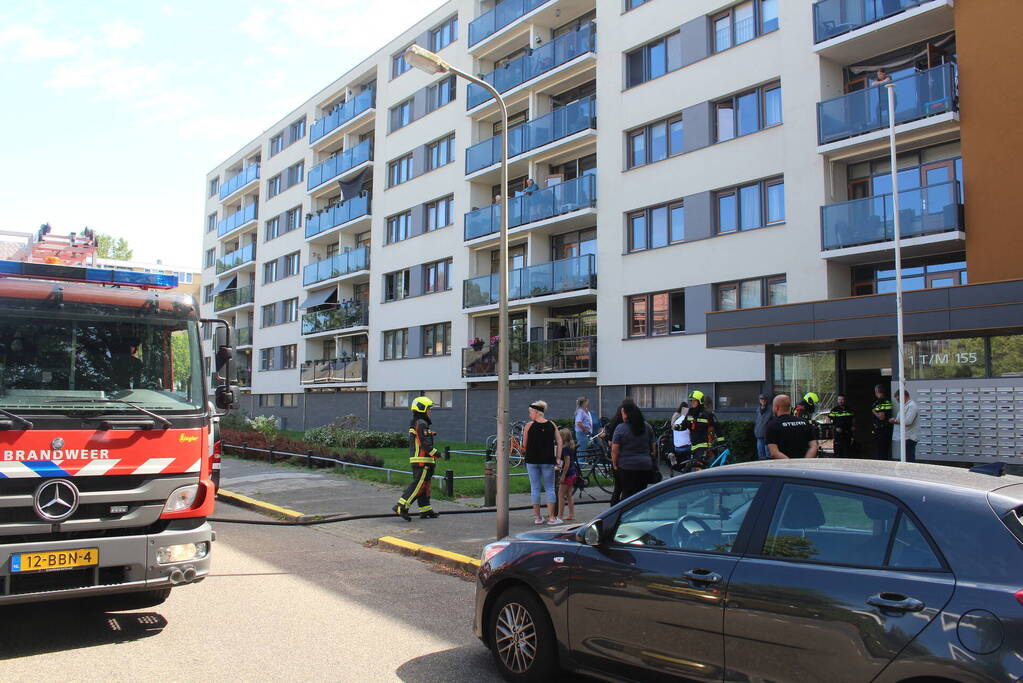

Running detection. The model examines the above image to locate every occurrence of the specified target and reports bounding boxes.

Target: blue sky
[0,0,445,268]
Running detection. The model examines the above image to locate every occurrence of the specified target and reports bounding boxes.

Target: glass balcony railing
[463,336,597,377]
[219,165,260,200]
[466,97,596,174]
[820,180,962,250]
[817,63,956,145]
[307,140,372,191]
[303,246,369,286]
[237,366,252,387]
[300,357,367,384]
[215,243,256,274]
[301,304,369,335]
[465,173,596,240]
[468,0,552,46]
[463,254,596,307]
[305,195,371,239]
[217,204,258,237]
[310,90,375,144]
[467,22,595,109]
[813,0,932,43]
[214,285,255,312]
[235,327,253,346]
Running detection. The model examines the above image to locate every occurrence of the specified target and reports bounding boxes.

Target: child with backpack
[557,428,579,521]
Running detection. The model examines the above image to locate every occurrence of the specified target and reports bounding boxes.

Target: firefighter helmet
[410,396,435,413]
[688,390,705,402]
[803,392,820,408]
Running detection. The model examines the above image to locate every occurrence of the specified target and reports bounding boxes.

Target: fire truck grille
[5,566,129,596]
[0,503,156,524]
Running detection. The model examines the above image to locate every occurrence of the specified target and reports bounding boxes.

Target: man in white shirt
[890,389,919,462]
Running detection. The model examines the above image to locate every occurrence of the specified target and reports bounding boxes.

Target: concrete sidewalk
[217,456,609,561]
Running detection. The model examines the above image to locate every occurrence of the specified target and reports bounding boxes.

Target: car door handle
[683,569,722,584]
[866,593,925,612]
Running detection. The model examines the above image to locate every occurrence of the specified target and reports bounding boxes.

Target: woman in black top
[598,397,635,505]
[521,400,564,525]
[611,402,656,501]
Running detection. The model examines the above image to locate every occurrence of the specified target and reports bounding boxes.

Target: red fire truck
[0,259,235,607]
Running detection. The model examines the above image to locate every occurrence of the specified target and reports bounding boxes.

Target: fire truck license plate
[11,548,99,573]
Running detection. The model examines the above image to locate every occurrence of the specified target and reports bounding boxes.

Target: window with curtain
[716,177,784,233]
[715,81,782,142]
[627,201,685,252]
[716,275,785,310]
[627,290,685,337]
[712,0,778,54]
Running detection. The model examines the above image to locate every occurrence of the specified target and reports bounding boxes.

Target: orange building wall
[956,0,1023,282]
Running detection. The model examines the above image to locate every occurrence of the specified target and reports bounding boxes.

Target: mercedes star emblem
[51,437,65,449]
[33,479,80,522]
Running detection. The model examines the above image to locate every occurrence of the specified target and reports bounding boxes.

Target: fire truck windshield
[0,311,204,413]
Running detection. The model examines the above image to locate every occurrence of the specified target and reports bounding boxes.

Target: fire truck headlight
[157,542,210,564]
[163,484,199,513]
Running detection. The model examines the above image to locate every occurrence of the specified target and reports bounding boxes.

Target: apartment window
[284,207,302,233]
[627,290,685,337]
[422,322,451,356]
[206,213,218,233]
[716,275,786,310]
[716,382,761,409]
[426,134,455,171]
[261,304,277,328]
[288,117,306,143]
[431,16,457,51]
[264,217,280,241]
[384,270,411,301]
[263,260,278,284]
[281,393,298,408]
[423,259,451,294]
[283,298,299,323]
[625,0,651,9]
[629,384,688,409]
[627,201,685,252]
[285,161,304,188]
[426,196,454,231]
[713,0,777,53]
[626,29,682,88]
[383,329,409,360]
[716,177,784,234]
[258,394,279,407]
[281,344,297,369]
[388,154,413,187]
[386,212,412,244]
[269,133,283,156]
[267,174,282,198]
[423,390,453,408]
[208,177,219,198]
[427,76,456,112]
[627,115,684,168]
[716,81,782,142]
[283,251,300,277]
[204,248,216,269]
[259,347,274,371]
[390,99,412,131]
[382,391,411,408]
[203,284,214,303]
[392,47,411,78]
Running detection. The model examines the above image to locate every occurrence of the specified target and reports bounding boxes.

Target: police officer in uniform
[393,396,441,520]
[871,384,894,460]
[679,390,720,469]
[828,393,855,458]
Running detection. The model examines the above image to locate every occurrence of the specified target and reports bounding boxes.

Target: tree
[96,233,134,260]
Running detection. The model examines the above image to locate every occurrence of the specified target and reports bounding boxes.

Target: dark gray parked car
[475,460,1023,682]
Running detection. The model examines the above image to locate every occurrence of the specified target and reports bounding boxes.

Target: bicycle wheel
[588,456,615,494]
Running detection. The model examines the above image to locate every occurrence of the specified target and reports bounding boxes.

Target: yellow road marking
[218,489,304,519]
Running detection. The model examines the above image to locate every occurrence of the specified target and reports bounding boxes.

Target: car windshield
[0,310,204,412]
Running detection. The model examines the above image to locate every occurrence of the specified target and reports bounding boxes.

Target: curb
[377,535,481,572]
[217,489,304,520]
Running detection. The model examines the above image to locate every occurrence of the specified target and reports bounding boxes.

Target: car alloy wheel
[495,601,537,674]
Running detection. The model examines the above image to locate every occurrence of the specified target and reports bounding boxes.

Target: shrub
[219,410,251,431]
[220,429,385,468]
[719,420,755,463]
[304,423,406,449]
[246,415,281,444]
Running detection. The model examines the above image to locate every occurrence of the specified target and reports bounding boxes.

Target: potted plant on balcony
[470,337,485,351]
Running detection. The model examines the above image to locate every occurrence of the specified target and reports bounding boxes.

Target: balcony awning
[212,276,237,294]
[300,287,337,309]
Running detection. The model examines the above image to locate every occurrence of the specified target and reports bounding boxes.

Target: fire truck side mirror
[213,326,235,381]
[214,384,236,410]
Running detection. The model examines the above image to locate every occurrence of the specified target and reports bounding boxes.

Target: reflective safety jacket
[872,398,893,435]
[829,407,854,434]
[408,416,439,464]
[681,406,721,450]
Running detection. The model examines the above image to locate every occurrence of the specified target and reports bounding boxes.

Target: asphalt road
[0,507,502,682]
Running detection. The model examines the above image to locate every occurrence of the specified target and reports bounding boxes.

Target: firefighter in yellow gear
[393,396,441,520]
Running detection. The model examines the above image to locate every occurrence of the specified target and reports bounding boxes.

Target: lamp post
[885,82,907,464]
[405,45,512,537]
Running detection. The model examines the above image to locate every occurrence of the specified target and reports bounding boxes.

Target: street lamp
[885,82,907,464]
[405,45,512,538]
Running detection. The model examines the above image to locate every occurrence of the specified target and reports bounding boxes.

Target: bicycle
[674,440,733,474]
[484,420,527,468]
[574,434,615,494]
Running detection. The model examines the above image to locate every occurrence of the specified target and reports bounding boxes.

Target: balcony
[310,90,375,145]
[468,0,551,47]
[813,1,954,64]
[216,243,256,274]
[463,254,596,308]
[219,165,259,201]
[462,335,596,378]
[305,195,371,240]
[300,357,367,385]
[817,63,956,147]
[307,140,372,192]
[465,174,595,241]
[466,96,596,175]
[235,327,253,347]
[820,180,964,262]
[301,304,369,336]
[467,22,595,110]
[217,204,258,238]
[214,285,255,312]
[237,365,252,387]
[303,246,369,286]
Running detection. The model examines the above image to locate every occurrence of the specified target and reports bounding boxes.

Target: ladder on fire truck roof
[0,225,98,266]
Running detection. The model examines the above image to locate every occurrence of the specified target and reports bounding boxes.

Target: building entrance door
[843,368,886,458]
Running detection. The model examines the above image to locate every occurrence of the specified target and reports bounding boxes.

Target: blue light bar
[0,260,178,289]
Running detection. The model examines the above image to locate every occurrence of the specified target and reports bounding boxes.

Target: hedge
[304,424,406,449]
[220,428,384,468]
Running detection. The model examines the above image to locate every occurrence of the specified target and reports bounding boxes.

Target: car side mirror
[214,384,236,411]
[577,520,602,546]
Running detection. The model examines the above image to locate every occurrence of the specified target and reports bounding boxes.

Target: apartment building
[94,257,201,300]
[201,0,1023,452]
